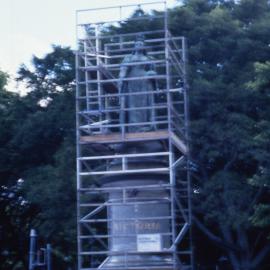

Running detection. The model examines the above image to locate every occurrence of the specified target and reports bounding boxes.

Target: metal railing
[76,2,193,270]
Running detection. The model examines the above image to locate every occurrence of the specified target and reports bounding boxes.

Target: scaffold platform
[75,2,193,270]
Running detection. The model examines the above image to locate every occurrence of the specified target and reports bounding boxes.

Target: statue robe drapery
[119,53,157,132]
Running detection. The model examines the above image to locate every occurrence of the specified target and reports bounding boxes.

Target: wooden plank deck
[80,130,188,154]
[80,130,169,144]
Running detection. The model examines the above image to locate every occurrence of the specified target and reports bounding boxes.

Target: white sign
[137,234,161,252]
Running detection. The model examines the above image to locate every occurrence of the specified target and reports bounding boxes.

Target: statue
[118,35,157,132]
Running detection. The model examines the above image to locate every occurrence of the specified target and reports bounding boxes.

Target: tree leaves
[0,47,76,269]
[1,0,270,268]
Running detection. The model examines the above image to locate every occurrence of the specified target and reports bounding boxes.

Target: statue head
[133,34,146,54]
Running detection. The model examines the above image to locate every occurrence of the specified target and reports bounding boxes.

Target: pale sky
[0,0,178,91]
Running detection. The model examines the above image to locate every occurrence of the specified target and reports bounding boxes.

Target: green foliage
[17,45,75,102]
[0,46,76,269]
[1,0,270,269]
[0,180,38,269]
[171,0,270,268]
[0,72,27,185]
[247,61,270,91]
[245,61,270,237]
[22,137,77,262]
[0,70,8,91]
[233,0,270,24]
[199,171,255,228]
[252,204,270,228]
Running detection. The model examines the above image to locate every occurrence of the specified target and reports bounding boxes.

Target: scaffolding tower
[76,2,193,270]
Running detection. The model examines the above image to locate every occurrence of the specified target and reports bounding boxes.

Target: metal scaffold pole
[75,2,193,270]
[28,229,52,270]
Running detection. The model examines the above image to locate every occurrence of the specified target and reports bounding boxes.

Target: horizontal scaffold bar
[77,88,183,99]
[80,216,172,223]
[83,103,169,110]
[78,15,165,27]
[104,44,166,54]
[78,151,169,160]
[78,74,167,84]
[104,36,183,48]
[78,188,189,196]
[79,183,172,192]
[78,50,166,60]
[79,167,169,176]
[79,250,191,255]
[79,60,166,69]
[79,120,169,129]
[79,200,171,207]
[79,232,173,239]
[76,1,166,13]
[79,30,166,41]
[79,266,176,270]
[78,62,180,72]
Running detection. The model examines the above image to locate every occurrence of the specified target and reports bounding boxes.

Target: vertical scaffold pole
[46,244,52,270]
[182,36,194,269]
[29,229,37,270]
[75,10,82,270]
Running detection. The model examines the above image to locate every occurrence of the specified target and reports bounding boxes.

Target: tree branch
[251,244,270,268]
[247,184,264,215]
[223,151,237,171]
[193,216,240,252]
